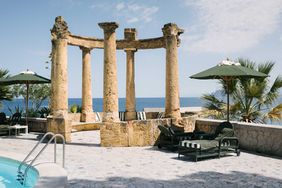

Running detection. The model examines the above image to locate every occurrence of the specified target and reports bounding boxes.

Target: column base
[47,115,72,143]
[125,111,136,121]
[102,111,119,122]
[164,109,181,119]
[81,111,94,122]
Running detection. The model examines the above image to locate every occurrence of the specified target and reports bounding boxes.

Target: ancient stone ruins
[47,16,194,145]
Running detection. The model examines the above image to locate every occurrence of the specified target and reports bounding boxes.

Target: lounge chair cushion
[180,140,219,150]
[119,112,125,121]
[137,112,146,120]
[214,128,234,141]
[95,112,101,122]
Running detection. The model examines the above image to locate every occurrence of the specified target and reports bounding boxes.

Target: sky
[0,0,282,98]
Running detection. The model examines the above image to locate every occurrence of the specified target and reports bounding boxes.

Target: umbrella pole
[226,80,230,122]
[26,83,29,126]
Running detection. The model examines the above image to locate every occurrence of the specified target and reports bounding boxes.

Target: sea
[2,97,281,126]
[1,97,204,115]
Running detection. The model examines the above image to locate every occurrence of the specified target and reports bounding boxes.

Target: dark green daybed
[178,122,240,161]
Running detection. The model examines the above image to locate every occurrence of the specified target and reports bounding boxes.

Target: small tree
[11,84,51,117]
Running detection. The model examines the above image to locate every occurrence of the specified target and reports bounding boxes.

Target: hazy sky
[1,0,281,98]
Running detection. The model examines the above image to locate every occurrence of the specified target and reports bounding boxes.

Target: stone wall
[72,123,100,132]
[27,118,48,133]
[68,112,102,122]
[195,118,282,157]
[100,116,197,147]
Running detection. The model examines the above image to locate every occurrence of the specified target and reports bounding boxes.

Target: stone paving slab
[0,131,282,188]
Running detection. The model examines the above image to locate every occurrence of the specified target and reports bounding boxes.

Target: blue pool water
[0,157,38,188]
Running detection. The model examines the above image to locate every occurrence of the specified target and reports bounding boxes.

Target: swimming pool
[0,156,38,188]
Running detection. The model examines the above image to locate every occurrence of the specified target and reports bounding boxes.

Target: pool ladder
[17,132,65,185]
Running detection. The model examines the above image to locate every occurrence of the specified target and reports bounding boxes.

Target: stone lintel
[124,28,137,41]
[98,22,119,33]
[68,34,165,49]
[162,23,184,37]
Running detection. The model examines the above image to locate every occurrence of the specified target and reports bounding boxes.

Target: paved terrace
[0,131,282,188]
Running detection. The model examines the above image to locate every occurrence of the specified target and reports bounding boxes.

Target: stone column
[124,28,137,120]
[99,22,119,122]
[80,47,93,122]
[48,16,71,142]
[162,23,184,119]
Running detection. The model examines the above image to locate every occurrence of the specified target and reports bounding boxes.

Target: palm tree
[202,59,282,123]
[0,69,12,108]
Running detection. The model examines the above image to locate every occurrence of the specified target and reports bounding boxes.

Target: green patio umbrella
[190,60,268,122]
[0,70,50,125]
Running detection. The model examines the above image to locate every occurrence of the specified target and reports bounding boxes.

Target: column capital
[98,22,119,33]
[162,23,184,37]
[124,28,137,40]
[124,48,137,52]
[79,46,92,53]
[51,16,70,40]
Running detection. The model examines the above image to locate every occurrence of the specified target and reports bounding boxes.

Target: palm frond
[258,61,275,75]
[262,103,282,123]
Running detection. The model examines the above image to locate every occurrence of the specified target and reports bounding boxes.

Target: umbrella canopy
[0,70,50,125]
[190,60,268,122]
[0,70,50,84]
[190,60,268,79]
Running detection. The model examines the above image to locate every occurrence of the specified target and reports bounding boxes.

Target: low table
[8,124,28,136]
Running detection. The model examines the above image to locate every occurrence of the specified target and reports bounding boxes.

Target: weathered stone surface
[162,23,183,119]
[50,39,68,117]
[100,122,128,147]
[27,118,48,133]
[195,118,282,157]
[124,29,137,121]
[72,122,100,132]
[100,117,196,147]
[99,22,119,122]
[68,34,104,49]
[80,47,93,122]
[67,34,165,50]
[124,50,136,120]
[49,17,71,141]
[51,16,70,40]
[47,115,72,142]
[68,112,101,122]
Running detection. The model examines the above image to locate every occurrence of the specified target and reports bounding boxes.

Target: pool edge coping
[0,151,67,188]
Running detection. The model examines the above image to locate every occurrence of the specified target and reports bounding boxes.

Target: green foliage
[38,107,51,118]
[70,104,82,113]
[202,58,282,123]
[7,105,23,115]
[0,69,13,108]
[11,84,51,117]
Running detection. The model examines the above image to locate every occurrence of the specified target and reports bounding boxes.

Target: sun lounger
[178,122,240,161]
[157,125,193,151]
[137,111,146,120]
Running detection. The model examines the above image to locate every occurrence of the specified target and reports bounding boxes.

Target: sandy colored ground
[0,130,282,188]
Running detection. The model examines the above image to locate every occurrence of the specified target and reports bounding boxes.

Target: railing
[17,132,65,185]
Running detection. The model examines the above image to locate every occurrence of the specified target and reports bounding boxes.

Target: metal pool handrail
[18,132,55,173]
[17,132,65,185]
